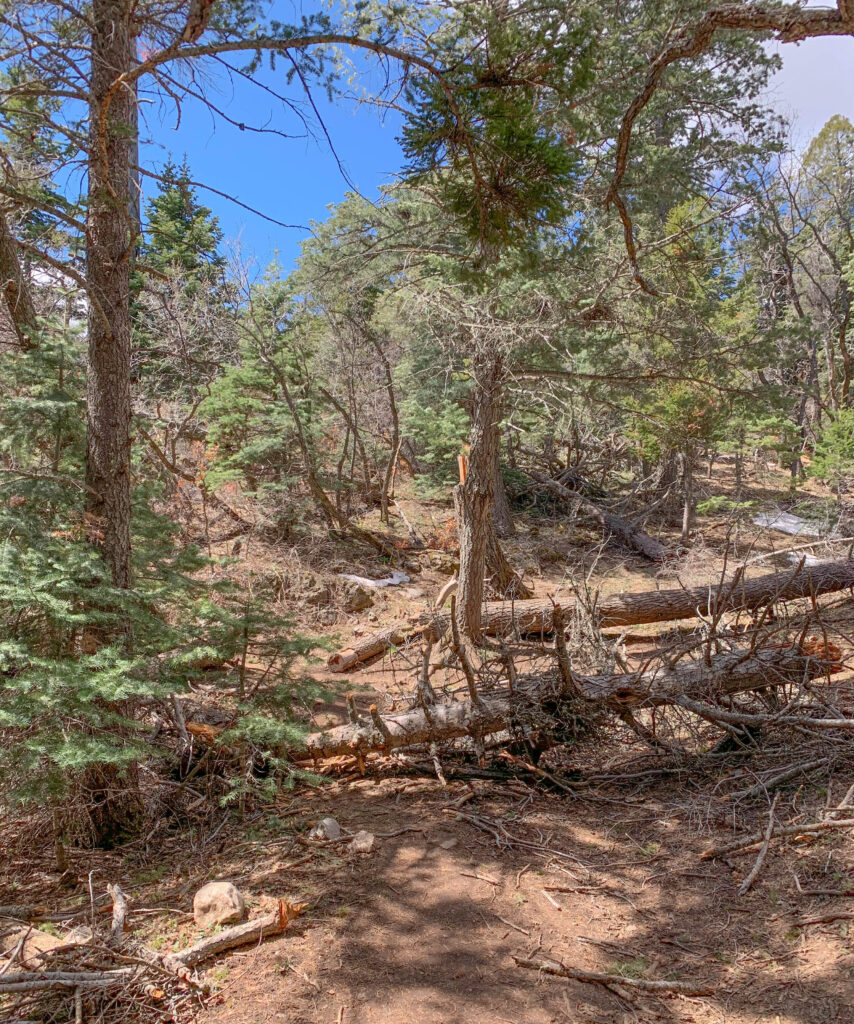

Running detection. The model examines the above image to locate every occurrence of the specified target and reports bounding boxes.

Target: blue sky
[138,15,854,276]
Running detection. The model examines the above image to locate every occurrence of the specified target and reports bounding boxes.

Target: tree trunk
[456,347,504,640]
[0,208,37,350]
[681,453,693,544]
[86,0,135,590]
[492,450,515,538]
[453,486,531,602]
[82,0,144,846]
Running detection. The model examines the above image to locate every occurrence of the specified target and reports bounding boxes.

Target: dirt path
[198,771,854,1024]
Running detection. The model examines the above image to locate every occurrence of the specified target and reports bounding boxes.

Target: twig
[729,759,829,801]
[494,915,530,936]
[460,872,499,886]
[738,793,779,896]
[541,890,563,911]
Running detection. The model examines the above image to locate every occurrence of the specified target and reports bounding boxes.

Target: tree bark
[492,449,515,538]
[86,0,136,590]
[0,208,37,350]
[456,347,505,640]
[453,485,531,602]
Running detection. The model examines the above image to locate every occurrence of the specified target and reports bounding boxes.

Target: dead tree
[328,558,854,670]
[527,469,670,561]
[300,642,834,760]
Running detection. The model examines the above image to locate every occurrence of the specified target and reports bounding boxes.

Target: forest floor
[4,459,854,1024]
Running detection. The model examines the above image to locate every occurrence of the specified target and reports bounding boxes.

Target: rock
[438,838,458,850]
[342,584,374,613]
[434,555,459,577]
[310,817,341,840]
[1,926,64,969]
[348,830,375,855]
[193,881,246,929]
[305,585,331,607]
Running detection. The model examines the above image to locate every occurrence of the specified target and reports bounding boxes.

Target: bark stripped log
[328,624,411,672]
[327,559,854,671]
[528,469,670,561]
[303,643,831,760]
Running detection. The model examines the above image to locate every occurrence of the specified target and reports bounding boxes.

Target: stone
[1,926,64,969]
[305,586,331,607]
[348,830,375,855]
[434,555,459,577]
[193,881,246,929]
[310,816,341,840]
[342,584,373,613]
[438,838,458,850]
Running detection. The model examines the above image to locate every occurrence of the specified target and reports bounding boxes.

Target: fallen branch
[512,955,712,996]
[164,899,302,969]
[702,817,854,860]
[738,793,779,896]
[795,911,854,928]
[0,969,134,994]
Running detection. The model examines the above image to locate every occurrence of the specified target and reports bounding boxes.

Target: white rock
[310,816,341,840]
[338,571,410,589]
[348,830,376,855]
[193,881,246,928]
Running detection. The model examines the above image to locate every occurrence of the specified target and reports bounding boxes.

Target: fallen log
[303,642,832,760]
[527,469,670,561]
[328,558,854,670]
[328,624,411,672]
[576,643,834,705]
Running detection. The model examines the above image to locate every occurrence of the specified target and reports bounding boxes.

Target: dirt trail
[201,771,854,1024]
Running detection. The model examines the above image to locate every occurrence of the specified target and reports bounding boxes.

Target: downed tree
[328,558,854,670]
[328,624,411,672]
[527,468,671,561]
[302,641,833,760]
